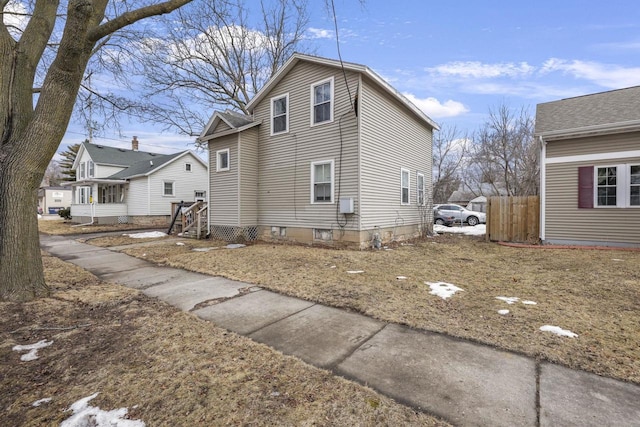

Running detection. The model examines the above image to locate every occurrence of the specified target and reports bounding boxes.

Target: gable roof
[198,110,261,142]
[245,53,439,131]
[535,86,640,140]
[74,142,205,180]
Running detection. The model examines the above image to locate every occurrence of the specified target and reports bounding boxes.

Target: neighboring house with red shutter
[198,53,438,247]
[535,86,640,247]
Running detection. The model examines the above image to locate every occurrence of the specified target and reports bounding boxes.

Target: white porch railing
[71,203,127,217]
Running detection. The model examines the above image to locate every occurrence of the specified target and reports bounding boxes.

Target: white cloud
[307,27,334,39]
[540,58,640,88]
[427,61,535,79]
[402,93,469,118]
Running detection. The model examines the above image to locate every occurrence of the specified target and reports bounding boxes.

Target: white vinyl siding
[310,76,334,126]
[127,178,149,215]
[271,93,289,135]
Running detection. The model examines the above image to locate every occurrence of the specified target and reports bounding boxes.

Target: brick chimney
[132,136,139,151]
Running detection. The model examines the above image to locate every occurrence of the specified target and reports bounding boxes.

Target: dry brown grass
[38,219,156,235]
[1,254,448,426]
[109,235,640,384]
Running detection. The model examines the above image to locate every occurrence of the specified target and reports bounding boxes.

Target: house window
[580,164,640,208]
[88,161,94,177]
[194,190,206,201]
[417,172,425,206]
[99,185,122,204]
[596,166,617,206]
[185,163,192,172]
[401,168,410,205]
[311,160,334,203]
[631,165,640,206]
[163,181,174,196]
[78,186,92,204]
[311,77,333,125]
[271,93,289,135]
[216,149,230,172]
[79,162,86,179]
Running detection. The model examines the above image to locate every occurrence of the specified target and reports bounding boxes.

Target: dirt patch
[38,220,158,236]
[114,235,640,384]
[1,254,447,426]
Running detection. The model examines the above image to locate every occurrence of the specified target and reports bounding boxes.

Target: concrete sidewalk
[40,234,640,427]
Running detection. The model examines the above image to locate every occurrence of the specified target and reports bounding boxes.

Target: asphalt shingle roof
[107,152,184,179]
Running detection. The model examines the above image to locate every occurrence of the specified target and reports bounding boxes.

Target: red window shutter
[578,166,594,209]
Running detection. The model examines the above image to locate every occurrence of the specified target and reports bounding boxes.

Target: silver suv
[434,204,486,226]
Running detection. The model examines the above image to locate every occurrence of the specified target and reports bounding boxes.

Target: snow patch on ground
[540,325,578,338]
[434,224,486,236]
[498,309,510,315]
[396,276,408,280]
[192,247,219,252]
[426,281,464,299]
[346,270,364,274]
[60,393,145,427]
[32,397,52,407]
[226,244,246,249]
[123,231,166,239]
[175,242,185,246]
[496,296,537,306]
[13,340,53,361]
[522,300,537,305]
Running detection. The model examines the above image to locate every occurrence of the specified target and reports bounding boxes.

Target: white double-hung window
[401,168,410,205]
[311,160,334,203]
[311,77,333,125]
[586,164,640,208]
[416,172,425,206]
[271,93,289,135]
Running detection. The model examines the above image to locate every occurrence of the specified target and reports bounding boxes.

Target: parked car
[434,204,486,226]
[434,209,457,226]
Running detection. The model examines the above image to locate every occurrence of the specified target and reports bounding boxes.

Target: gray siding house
[535,86,640,247]
[199,53,438,247]
[70,139,207,225]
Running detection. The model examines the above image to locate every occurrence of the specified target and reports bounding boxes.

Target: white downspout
[539,136,546,242]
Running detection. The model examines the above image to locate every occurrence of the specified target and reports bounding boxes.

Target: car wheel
[467,216,479,226]
[435,218,445,225]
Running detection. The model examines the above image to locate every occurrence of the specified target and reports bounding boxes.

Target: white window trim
[185,162,192,172]
[79,162,86,179]
[88,160,94,178]
[416,172,425,206]
[216,148,230,172]
[401,168,410,205]
[270,93,289,135]
[162,180,175,197]
[310,76,334,126]
[310,159,335,204]
[594,163,640,208]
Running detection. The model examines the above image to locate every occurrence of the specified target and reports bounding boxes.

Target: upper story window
[88,161,94,177]
[185,162,192,172]
[216,148,230,172]
[401,168,410,205]
[311,160,334,203]
[79,162,86,179]
[311,77,334,125]
[271,93,289,135]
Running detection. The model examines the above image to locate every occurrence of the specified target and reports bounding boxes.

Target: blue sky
[59,0,640,155]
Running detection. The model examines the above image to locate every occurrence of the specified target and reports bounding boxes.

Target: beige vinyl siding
[209,135,239,226]
[544,140,640,245]
[239,127,259,226]
[127,177,149,215]
[147,154,208,215]
[546,131,640,158]
[251,61,360,230]
[359,77,432,229]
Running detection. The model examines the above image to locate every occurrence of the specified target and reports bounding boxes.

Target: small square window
[185,163,192,172]
[216,149,230,172]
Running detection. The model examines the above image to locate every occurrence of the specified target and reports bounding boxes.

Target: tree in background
[464,104,538,197]
[42,160,64,187]
[0,0,194,302]
[58,143,82,182]
[432,125,467,204]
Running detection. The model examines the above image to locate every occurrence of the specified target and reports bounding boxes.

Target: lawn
[82,230,640,385]
[1,252,447,426]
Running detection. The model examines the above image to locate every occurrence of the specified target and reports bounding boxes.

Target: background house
[535,86,640,247]
[70,138,207,226]
[38,186,72,215]
[199,53,438,247]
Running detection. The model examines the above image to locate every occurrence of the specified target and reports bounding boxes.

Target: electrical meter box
[339,197,354,214]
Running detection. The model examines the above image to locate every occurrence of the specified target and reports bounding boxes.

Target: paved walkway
[40,234,640,427]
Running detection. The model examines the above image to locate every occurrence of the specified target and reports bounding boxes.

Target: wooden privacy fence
[486,196,540,243]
